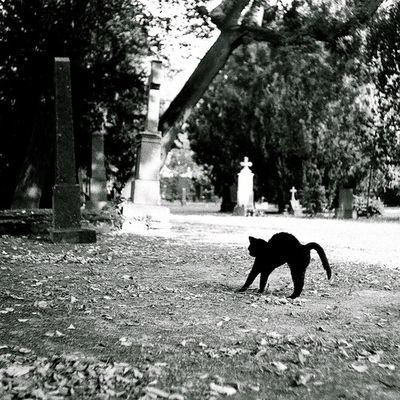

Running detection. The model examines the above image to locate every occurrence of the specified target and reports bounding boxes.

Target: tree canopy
[159,0,385,164]
[0,0,389,209]
[187,0,400,213]
[0,0,157,208]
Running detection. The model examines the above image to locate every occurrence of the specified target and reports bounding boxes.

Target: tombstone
[289,186,303,216]
[49,57,96,243]
[122,60,170,230]
[86,125,108,211]
[233,157,254,216]
[336,187,354,219]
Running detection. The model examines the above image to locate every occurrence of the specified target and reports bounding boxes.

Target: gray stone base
[49,228,97,243]
[121,202,170,232]
[132,179,161,205]
[335,209,355,219]
[85,200,109,211]
[233,205,254,216]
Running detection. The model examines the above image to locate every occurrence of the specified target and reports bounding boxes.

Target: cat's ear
[249,236,256,243]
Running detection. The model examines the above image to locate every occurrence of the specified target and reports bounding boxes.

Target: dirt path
[0,213,399,399]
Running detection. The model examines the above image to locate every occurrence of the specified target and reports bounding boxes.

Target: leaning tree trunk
[159,29,245,165]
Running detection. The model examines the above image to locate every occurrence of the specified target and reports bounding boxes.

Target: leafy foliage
[353,194,384,217]
[187,40,376,212]
[0,0,157,208]
[366,2,400,204]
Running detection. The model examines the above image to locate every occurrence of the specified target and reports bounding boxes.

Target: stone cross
[290,186,297,201]
[240,156,253,169]
[235,156,254,214]
[145,60,162,133]
[50,57,96,243]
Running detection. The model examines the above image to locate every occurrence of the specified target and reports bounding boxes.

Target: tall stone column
[132,60,162,205]
[86,127,108,211]
[49,57,96,243]
[122,60,170,231]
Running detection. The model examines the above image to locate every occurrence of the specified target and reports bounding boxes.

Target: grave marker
[49,57,96,243]
[336,187,354,219]
[122,60,170,230]
[86,124,108,211]
[289,186,303,216]
[233,156,254,215]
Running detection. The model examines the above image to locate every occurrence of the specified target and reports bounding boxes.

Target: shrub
[301,185,328,215]
[353,195,384,217]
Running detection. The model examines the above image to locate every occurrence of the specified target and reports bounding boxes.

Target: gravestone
[290,186,303,216]
[86,126,108,211]
[49,57,96,243]
[336,187,354,219]
[122,60,170,231]
[233,157,254,216]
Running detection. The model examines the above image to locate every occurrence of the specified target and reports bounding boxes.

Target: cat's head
[248,236,261,257]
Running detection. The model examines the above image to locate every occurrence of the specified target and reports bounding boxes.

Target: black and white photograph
[0,0,399,398]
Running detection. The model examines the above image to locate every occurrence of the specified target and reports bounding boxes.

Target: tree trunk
[11,109,54,209]
[159,29,244,165]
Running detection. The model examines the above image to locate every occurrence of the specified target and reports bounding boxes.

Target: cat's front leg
[237,261,260,292]
[258,270,271,293]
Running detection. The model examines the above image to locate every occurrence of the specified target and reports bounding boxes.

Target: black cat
[238,232,331,298]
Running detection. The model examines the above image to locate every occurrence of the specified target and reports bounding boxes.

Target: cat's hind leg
[288,267,306,299]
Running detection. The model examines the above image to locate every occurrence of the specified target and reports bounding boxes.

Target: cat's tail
[304,242,331,280]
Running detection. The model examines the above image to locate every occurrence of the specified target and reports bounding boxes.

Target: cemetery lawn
[0,212,399,399]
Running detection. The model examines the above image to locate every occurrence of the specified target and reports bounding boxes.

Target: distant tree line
[187,2,400,213]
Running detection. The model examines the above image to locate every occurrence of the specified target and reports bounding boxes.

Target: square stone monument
[336,187,354,219]
[49,57,96,243]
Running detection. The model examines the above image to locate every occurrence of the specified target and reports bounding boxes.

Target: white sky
[143,0,221,102]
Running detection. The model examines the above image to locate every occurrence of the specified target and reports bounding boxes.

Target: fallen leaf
[351,363,368,373]
[298,349,311,364]
[209,382,237,396]
[35,301,48,309]
[119,337,132,347]
[271,361,288,372]
[67,324,76,330]
[18,347,31,354]
[168,394,185,400]
[378,363,395,371]
[368,353,381,363]
[5,365,32,377]
[294,373,313,386]
[145,386,170,398]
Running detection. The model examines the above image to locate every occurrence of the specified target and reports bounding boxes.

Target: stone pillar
[233,157,254,216]
[86,129,108,211]
[49,57,96,243]
[132,60,162,205]
[122,60,170,231]
[336,187,354,219]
